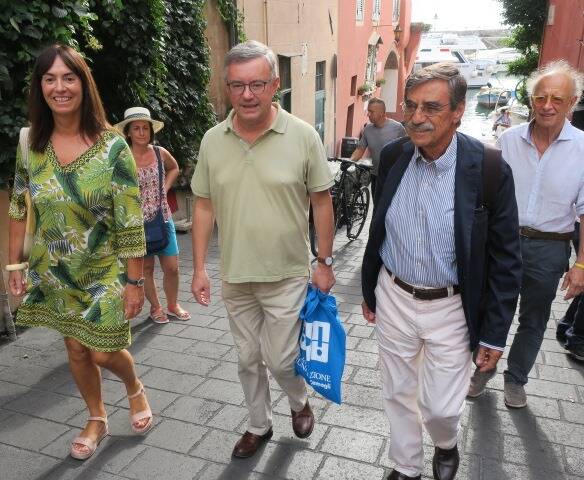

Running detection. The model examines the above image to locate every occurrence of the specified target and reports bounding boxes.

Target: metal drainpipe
[263,0,269,45]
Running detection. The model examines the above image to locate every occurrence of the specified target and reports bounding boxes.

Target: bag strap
[19,127,30,173]
[153,146,164,208]
[482,144,502,211]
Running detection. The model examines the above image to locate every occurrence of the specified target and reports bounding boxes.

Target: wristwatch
[126,276,145,287]
[317,256,334,267]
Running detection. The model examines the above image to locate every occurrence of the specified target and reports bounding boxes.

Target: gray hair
[405,62,467,110]
[224,40,278,80]
[367,97,386,111]
[527,60,584,109]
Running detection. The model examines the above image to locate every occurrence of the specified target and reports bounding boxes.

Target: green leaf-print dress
[8,130,146,352]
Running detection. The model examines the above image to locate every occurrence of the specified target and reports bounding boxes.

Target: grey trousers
[504,237,570,385]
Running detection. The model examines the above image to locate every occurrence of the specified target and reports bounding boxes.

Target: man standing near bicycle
[361,63,521,480]
[190,40,335,459]
[350,97,406,204]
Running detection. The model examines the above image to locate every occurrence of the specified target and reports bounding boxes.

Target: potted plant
[375,78,386,87]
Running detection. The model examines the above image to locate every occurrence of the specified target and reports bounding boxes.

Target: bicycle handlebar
[328,157,373,171]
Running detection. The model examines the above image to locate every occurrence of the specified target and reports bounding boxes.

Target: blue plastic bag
[295,285,346,404]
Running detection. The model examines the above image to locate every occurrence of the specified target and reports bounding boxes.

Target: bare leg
[91,349,151,429]
[64,337,107,455]
[160,255,179,307]
[143,256,161,311]
[161,255,190,319]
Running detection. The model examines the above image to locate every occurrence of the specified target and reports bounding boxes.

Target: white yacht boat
[414,47,493,88]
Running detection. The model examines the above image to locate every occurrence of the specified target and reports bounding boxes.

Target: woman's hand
[123,285,144,320]
[8,271,26,297]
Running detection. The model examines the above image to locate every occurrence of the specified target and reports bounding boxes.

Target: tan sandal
[70,416,109,460]
[128,381,153,435]
[167,304,191,321]
[149,306,169,324]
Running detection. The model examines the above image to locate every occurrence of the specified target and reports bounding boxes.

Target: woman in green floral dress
[7,44,153,460]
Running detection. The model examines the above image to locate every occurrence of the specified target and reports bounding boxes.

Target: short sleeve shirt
[191,105,334,283]
[358,119,406,175]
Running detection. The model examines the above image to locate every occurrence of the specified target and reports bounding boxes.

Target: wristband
[574,262,584,270]
[5,262,29,272]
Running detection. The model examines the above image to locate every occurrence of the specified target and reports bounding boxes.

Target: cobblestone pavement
[1,228,584,480]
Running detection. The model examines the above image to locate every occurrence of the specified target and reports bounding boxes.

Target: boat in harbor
[414,47,492,88]
[476,86,512,108]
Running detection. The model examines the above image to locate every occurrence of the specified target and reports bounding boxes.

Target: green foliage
[157,0,215,185]
[499,0,547,77]
[216,0,246,42]
[0,0,218,188]
[0,0,98,188]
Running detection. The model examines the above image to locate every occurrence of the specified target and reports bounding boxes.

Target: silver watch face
[325,256,333,266]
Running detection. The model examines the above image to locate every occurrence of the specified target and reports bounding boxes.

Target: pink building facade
[336,0,421,155]
[539,0,584,70]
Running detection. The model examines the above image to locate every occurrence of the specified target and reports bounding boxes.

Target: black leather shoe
[432,445,460,480]
[387,469,421,480]
[232,428,273,458]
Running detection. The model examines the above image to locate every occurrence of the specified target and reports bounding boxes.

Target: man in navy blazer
[361,63,521,480]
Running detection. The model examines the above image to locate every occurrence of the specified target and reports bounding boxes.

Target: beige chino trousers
[222,276,309,436]
[375,267,472,477]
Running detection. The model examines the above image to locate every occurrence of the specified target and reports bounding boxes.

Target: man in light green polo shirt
[190,40,335,459]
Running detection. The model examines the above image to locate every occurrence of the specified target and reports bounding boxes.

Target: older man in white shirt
[468,60,584,408]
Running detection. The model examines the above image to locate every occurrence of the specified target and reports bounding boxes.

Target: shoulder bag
[144,146,169,255]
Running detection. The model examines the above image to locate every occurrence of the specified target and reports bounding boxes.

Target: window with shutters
[278,56,292,112]
[356,0,364,21]
[372,0,381,21]
[393,0,400,23]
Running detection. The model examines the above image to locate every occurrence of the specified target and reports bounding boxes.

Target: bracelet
[574,262,584,270]
[5,262,29,272]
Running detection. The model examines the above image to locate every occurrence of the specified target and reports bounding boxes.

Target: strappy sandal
[167,304,191,321]
[70,416,109,460]
[149,306,169,324]
[128,381,153,435]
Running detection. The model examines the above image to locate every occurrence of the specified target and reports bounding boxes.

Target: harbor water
[458,73,523,143]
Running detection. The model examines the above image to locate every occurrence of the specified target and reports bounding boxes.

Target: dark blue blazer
[361,132,522,350]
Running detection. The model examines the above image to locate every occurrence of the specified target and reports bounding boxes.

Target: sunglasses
[531,94,572,107]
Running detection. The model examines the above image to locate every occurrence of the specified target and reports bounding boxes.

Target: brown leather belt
[519,227,573,241]
[385,267,460,301]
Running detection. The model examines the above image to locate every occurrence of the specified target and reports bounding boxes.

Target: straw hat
[114,107,164,134]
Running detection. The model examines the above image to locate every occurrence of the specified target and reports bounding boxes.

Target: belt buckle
[412,287,423,299]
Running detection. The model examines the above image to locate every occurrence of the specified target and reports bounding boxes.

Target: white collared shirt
[498,119,584,233]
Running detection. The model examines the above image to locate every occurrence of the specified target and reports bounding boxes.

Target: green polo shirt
[191,105,334,283]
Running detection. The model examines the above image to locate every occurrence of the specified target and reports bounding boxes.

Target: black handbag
[144,147,169,255]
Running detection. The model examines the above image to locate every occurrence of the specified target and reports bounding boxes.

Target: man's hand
[475,346,503,372]
[123,285,144,320]
[362,300,376,324]
[192,270,211,306]
[8,271,26,297]
[312,263,335,293]
[561,266,584,300]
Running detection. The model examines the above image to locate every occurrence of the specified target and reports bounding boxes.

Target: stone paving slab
[1,230,584,480]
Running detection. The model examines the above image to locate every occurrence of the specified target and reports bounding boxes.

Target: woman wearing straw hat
[7,44,153,461]
[116,107,191,324]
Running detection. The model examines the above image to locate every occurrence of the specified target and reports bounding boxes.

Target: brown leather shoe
[231,428,273,458]
[291,400,314,438]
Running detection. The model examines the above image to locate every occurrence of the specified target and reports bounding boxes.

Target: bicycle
[309,158,372,257]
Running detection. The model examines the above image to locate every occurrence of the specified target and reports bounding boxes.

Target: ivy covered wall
[0,0,233,188]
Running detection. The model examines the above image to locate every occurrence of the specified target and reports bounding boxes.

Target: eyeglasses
[226,80,270,95]
[531,94,572,107]
[401,100,450,117]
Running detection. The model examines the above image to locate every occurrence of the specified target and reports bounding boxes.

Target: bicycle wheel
[347,186,370,240]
